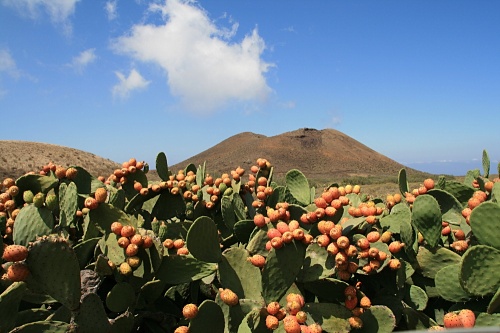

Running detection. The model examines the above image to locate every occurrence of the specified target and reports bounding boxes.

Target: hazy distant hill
[170,128,431,181]
[0,141,121,180]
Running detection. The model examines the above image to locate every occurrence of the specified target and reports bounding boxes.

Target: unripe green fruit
[23,190,34,203]
[126,256,142,269]
[45,193,58,211]
[33,192,45,208]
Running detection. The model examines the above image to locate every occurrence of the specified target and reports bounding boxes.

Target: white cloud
[0,49,20,78]
[112,68,150,99]
[105,0,117,21]
[68,48,97,73]
[112,0,273,114]
[2,0,79,35]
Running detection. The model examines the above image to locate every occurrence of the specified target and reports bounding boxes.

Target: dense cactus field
[1,150,500,333]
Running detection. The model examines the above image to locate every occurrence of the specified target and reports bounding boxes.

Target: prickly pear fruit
[219,288,239,306]
[7,262,30,282]
[266,315,279,330]
[247,254,266,268]
[2,244,28,262]
[458,309,475,328]
[443,312,462,328]
[182,303,199,319]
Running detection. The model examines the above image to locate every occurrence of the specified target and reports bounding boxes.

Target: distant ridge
[0,140,121,180]
[170,128,430,180]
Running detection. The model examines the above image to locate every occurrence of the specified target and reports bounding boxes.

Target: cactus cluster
[1,150,500,332]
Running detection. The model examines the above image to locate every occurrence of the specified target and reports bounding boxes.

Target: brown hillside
[170,128,431,182]
[0,141,121,180]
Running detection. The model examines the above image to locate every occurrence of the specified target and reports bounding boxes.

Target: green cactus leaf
[106,281,136,313]
[398,168,409,196]
[151,190,186,221]
[261,240,307,304]
[13,205,55,246]
[155,152,169,181]
[426,189,466,225]
[15,308,53,327]
[189,300,225,333]
[76,292,112,333]
[355,305,396,333]
[302,302,351,333]
[186,216,222,263]
[434,263,472,302]
[221,194,237,231]
[0,282,27,333]
[380,203,411,234]
[416,246,461,279]
[71,166,105,195]
[218,247,263,300]
[196,161,206,189]
[155,255,217,285]
[73,237,100,269]
[25,236,81,311]
[475,312,500,326]
[464,169,481,188]
[487,287,500,314]
[246,226,270,257]
[234,220,256,244]
[298,243,334,282]
[89,201,137,234]
[58,182,78,228]
[482,149,491,178]
[99,233,125,266]
[469,201,500,249]
[108,187,126,210]
[403,284,428,311]
[411,194,442,248]
[492,182,500,203]
[303,278,349,303]
[216,295,263,333]
[402,306,438,330]
[7,321,72,333]
[285,169,311,205]
[235,308,269,333]
[109,310,134,333]
[15,173,58,197]
[460,244,500,296]
[440,180,475,204]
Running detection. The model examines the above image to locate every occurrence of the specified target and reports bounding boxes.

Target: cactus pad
[469,201,500,249]
[460,244,500,296]
[186,216,222,263]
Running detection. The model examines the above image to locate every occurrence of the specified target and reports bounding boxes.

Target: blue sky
[1,0,499,176]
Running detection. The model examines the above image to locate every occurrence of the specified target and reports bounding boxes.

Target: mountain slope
[170,128,429,180]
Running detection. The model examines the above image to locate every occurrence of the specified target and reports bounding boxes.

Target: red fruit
[287,300,302,315]
[423,178,435,190]
[94,187,108,203]
[254,214,267,227]
[336,236,350,249]
[84,197,98,210]
[366,231,380,243]
[443,312,462,328]
[344,286,357,298]
[266,315,279,330]
[271,237,283,249]
[125,244,139,257]
[120,225,136,238]
[267,301,281,315]
[276,221,290,234]
[283,315,301,333]
[117,237,130,248]
[173,239,185,249]
[177,247,189,255]
[359,296,371,309]
[357,238,370,250]
[130,234,144,247]
[110,222,123,236]
[219,288,239,306]
[282,231,294,244]
[7,262,30,282]
[348,316,363,329]
[2,245,28,262]
[388,258,401,270]
[345,297,358,310]
[268,228,282,240]
[307,323,323,333]
[458,309,475,328]
[286,293,305,307]
[248,254,266,268]
[174,326,189,333]
[295,311,307,324]
[142,236,153,248]
[182,303,199,319]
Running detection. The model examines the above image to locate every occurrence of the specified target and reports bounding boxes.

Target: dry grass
[0,140,121,180]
